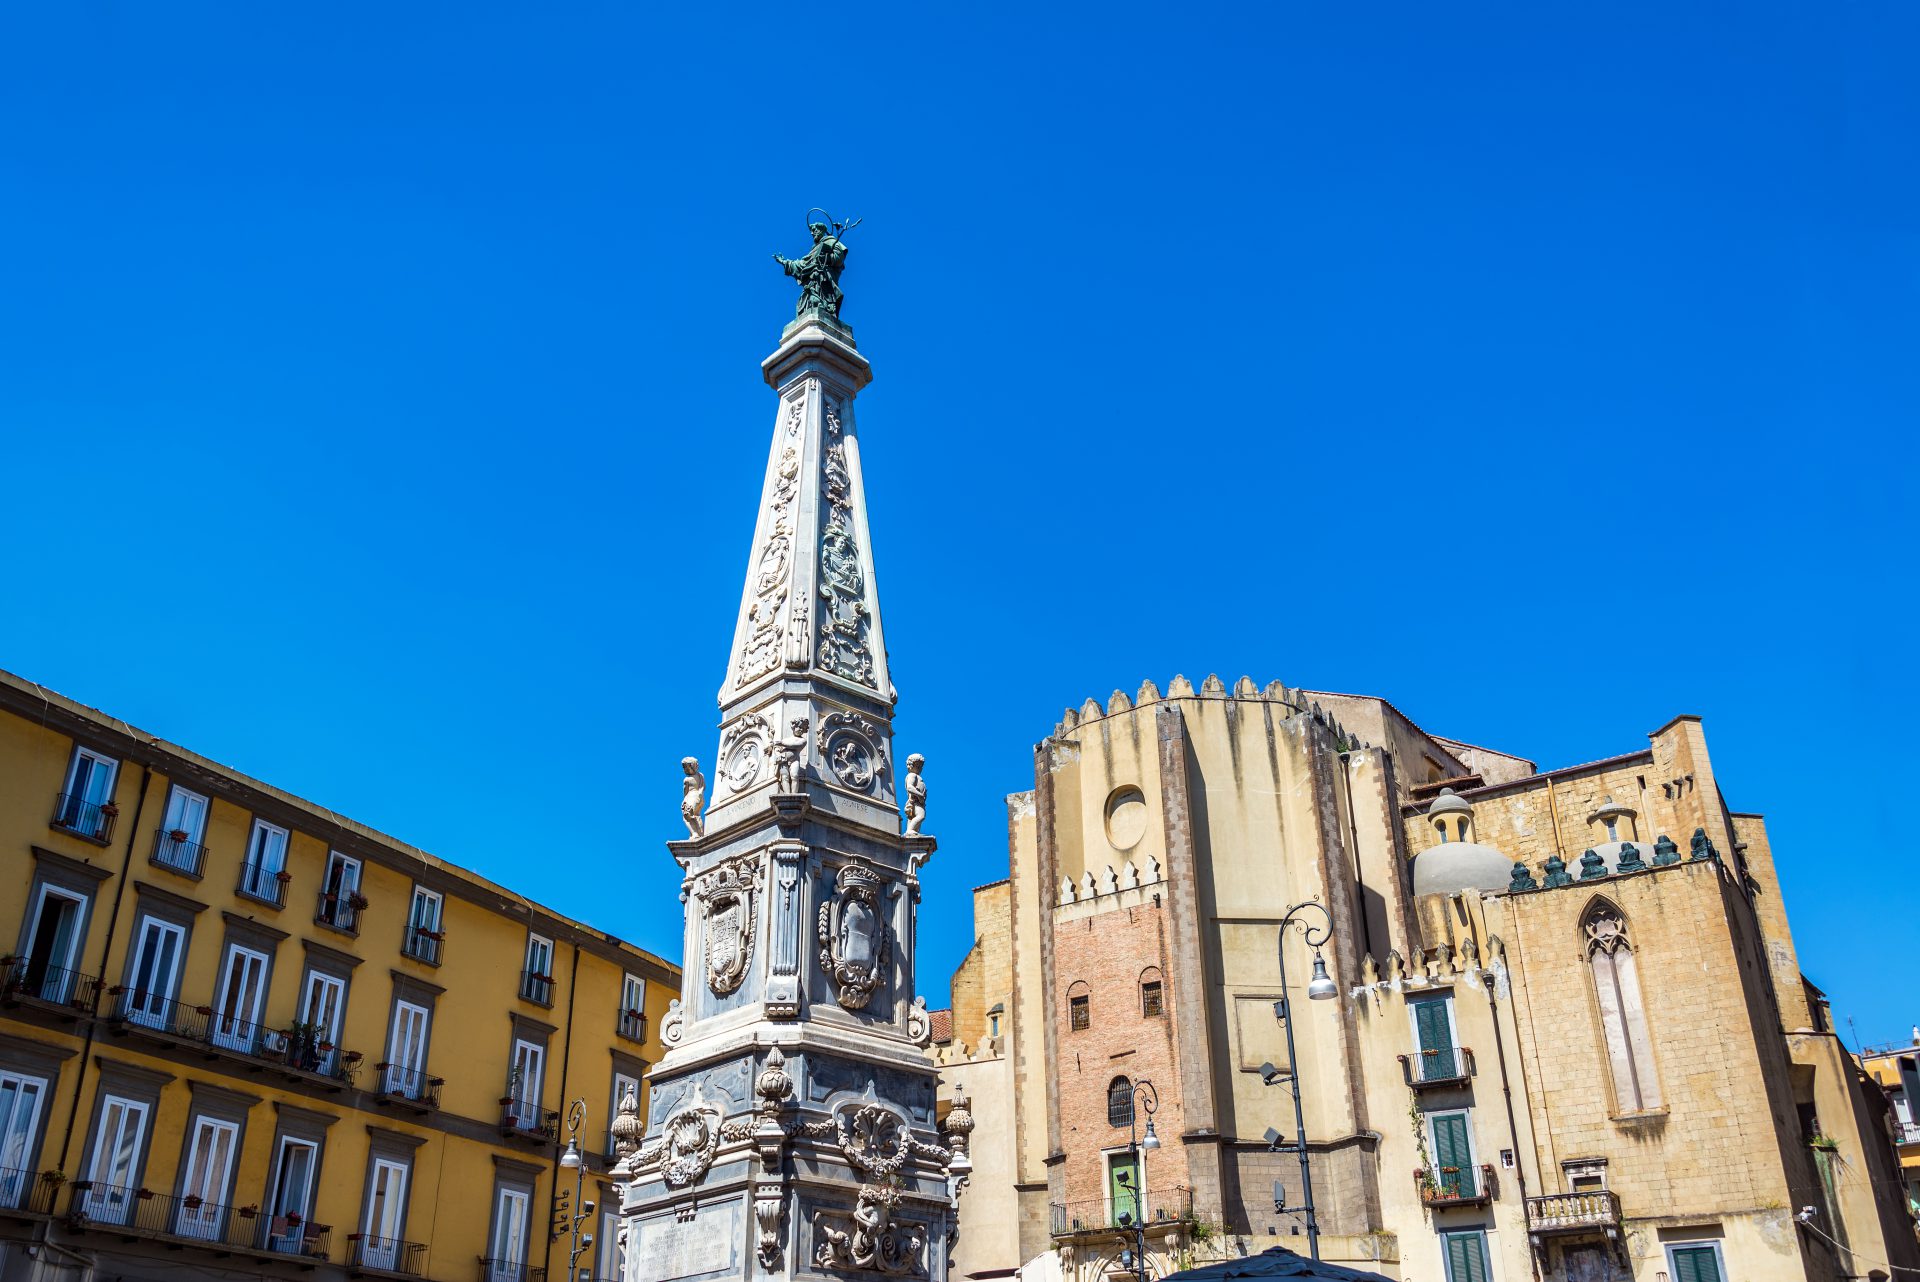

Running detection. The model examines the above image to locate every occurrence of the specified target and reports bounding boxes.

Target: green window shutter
[1444,1232,1489,1282]
[1672,1247,1720,1282]
[1415,999,1456,1080]
[1431,1114,1474,1197]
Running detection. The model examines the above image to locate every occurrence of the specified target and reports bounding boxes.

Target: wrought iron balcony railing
[479,1258,547,1282]
[1400,1046,1475,1088]
[499,1096,557,1139]
[376,1063,443,1109]
[316,891,362,933]
[52,792,117,843]
[1525,1190,1623,1236]
[1,958,100,1012]
[350,1234,427,1274]
[519,971,554,1005]
[0,1168,60,1215]
[1416,1164,1495,1207]
[404,925,444,965]
[617,1007,646,1042]
[1049,1186,1195,1237]
[61,1184,332,1259]
[237,862,289,907]
[151,828,207,877]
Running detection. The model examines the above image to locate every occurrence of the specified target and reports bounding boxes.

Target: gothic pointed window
[1583,900,1661,1113]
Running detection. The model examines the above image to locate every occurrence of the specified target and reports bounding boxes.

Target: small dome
[1428,787,1473,817]
[1414,841,1514,896]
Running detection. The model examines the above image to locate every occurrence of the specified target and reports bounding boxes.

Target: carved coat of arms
[818,862,890,1010]
[698,858,760,996]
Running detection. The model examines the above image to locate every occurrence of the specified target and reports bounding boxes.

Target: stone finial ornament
[1615,841,1646,873]
[681,758,707,838]
[945,1087,975,1180]
[1652,834,1681,866]
[1508,862,1537,893]
[903,753,927,835]
[612,1083,645,1161]
[1579,850,1607,880]
[1542,854,1573,888]
[773,212,858,320]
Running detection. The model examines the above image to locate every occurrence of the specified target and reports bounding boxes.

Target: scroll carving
[818,711,889,795]
[817,400,876,687]
[633,1085,722,1189]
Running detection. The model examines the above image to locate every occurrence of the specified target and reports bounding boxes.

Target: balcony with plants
[151,826,208,878]
[50,792,118,845]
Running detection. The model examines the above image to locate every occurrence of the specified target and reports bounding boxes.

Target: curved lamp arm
[1279,900,1332,950]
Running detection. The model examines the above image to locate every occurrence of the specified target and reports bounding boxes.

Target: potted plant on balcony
[347,891,369,911]
[168,828,190,843]
[183,1194,202,1210]
[40,1170,66,1189]
[275,870,294,884]
[101,803,120,819]
[238,1203,259,1219]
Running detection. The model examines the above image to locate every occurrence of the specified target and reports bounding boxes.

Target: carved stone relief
[815,1185,926,1276]
[697,856,762,997]
[817,711,889,794]
[818,862,891,1010]
[718,713,773,796]
[816,399,876,687]
[633,1083,723,1190]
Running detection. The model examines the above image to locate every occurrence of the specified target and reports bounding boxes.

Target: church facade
[935,680,1914,1282]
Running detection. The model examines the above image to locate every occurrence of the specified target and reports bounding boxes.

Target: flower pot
[169,830,189,843]
[137,1188,155,1200]
[275,872,293,883]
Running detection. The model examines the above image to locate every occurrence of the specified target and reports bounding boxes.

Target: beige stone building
[935,676,1916,1282]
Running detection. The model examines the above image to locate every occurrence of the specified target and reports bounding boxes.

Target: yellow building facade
[0,668,678,1282]
[1857,1044,1920,1220]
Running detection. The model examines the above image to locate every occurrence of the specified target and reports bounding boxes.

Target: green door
[1414,998,1456,1080]
[1108,1153,1142,1226]
[1430,1113,1475,1198]
[1443,1231,1490,1282]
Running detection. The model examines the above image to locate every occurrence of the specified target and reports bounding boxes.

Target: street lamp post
[556,1099,595,1282]
[1113,1077,1160,1281]
[1264,900,1338,1262]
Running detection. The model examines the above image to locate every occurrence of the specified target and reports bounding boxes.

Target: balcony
[0,958,100,1017]
[0,1168,61,1215]
[404,925,444,965]
[151,827,207,878]
[1049,1186,1195,1239]
[349,1234,427,1275]
[1416,1164,1495,1208]
[51,792,118,844]
[1897,1122,1920,1146]
[498,1096,558,1141]
[617,1007,646,1042]
[1526,1191,1623,1240]
[375,1064,444,1113]
[1400,1047,1476,1089]
[106,990,357,1086]
[237,862,290,908]
[61,1183,335,1264]
[519,970,554,1006]
[316,890,364,934]
[479,1259,547,1282]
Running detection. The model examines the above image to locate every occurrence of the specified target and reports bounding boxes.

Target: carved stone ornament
[719,714,773,795]
[817,711,889,795]
[698,857,761,997]
[816,400,877,689]
[634,1084,723,1189]
[906,996,932,1048]
[736,394,807,689]
[815,1184,926,1276]
[660,997,685,1046]
[818,862,892,1010]
[680,757,707,838]
[834,1094,914,1177]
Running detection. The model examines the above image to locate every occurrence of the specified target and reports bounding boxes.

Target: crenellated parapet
[1047,674,1373,754]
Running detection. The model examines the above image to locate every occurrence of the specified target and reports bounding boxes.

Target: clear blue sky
[3,4,1914,1044]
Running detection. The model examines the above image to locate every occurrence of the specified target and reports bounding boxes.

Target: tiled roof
[929,1008,953,1044]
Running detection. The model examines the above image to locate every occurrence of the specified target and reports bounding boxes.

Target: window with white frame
[82,1094,151,1223]
[264,1135,320,1253]
[240,819,290,901]
[488,1185,531,1280]
[405,886,444,962]
[18,881,88,1003]
[175,1115,239,1239]
[619,973,647,1039]
[292,969,347,1075]
[211,942,271,1052]
[521,933,554,1004]
[507,1039,544,1128]
[1426,1109,1478,1199]
[1440,1228,1491,1282]
[597,1205,625,1281]
[362,1156,411,1268]
[0,1071,49,1209]
[56,746,118,836]
[1410,993,1463,1081]
[385,1000,431,1098]
[122,914,188,1029]
[156,785,209,871]
[319,852,361,929]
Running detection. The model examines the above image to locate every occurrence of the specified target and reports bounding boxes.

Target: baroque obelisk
[615,218,969,1282]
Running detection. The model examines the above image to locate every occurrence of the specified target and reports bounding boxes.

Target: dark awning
[1160,1246,1395,1282]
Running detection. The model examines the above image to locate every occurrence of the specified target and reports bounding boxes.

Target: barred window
[1141,981,1163,1018]
[1107,1077,1134,1128]
[1070,994,1090,1031]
